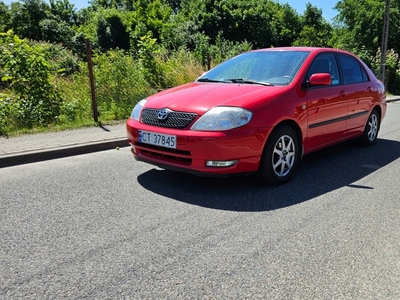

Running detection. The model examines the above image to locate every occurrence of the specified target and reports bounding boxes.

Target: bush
[0,31,62,129]
[157,48,206,88]
[0,93,18,136]
[92,49,156,120]
[40,42,81,76]
[365,48,400,93]
[55,69,93,123]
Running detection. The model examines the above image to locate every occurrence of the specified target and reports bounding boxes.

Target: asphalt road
[1,102,400,299]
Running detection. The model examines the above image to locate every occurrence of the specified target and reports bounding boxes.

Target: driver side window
[308,54,340,86]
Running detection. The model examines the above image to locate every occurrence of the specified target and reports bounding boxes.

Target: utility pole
[85,39,99,123]
[379,0,390,83]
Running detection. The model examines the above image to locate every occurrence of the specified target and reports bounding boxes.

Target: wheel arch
[372,105,382,123]
[257,120,302,185]
[268,119,303,156]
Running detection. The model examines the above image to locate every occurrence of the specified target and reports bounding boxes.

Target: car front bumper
[126,118,270,176]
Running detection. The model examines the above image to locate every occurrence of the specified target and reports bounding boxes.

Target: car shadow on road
[137,138,400,211]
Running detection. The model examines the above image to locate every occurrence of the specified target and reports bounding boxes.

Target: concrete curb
[387,96,400,102]
[0,138,129,168]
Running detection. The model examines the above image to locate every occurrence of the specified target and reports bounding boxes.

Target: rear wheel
[257,125,300,185]
[360,109,380,146]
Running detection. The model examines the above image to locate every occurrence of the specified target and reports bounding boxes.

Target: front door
[304,53,349,151]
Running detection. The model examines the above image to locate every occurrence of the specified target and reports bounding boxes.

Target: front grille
[141,109,197,129]
[134,142,192,166]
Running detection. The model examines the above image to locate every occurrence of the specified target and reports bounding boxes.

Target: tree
[166,0,181,12]
[333,0,383,56]
[177,0,302,49]
[274,4,302,46]
[96,11,130,51]
[49,0,77,25]
[35,0,78,47]
[11,0,49,40]
[0,1,11,32]
[333,0,400,55]
[332,0,400,92]
[40,16,75,43]
[130,0,173,42]
[89,0,121,9]
[293,3,333,47]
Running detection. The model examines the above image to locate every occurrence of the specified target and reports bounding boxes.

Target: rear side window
[338,54,370,84]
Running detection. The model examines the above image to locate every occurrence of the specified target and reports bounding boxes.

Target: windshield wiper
[227,78,274,86]
[197,77,274,86]
[196,77,230,83]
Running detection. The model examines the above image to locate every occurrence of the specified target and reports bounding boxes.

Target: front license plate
[138,130,177,149]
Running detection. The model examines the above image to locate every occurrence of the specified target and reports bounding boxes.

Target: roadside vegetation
[0,0,399,136]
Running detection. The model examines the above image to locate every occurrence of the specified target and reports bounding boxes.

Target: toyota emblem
[157,109,169,121]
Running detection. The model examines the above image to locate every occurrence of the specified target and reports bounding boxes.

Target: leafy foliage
[177,0,301,48]
[370,48,400,92]
[55,68,93,123]
[92,49,156,120]
[334,0,384,57]
[95,9,130,52]
[40,16,75,43]
[293,3,333,47]
[0,31,62,129]
[0,1,11,32]
[157,48,205,88]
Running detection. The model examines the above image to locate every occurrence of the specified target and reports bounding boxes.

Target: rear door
[305,53,349,150]
[337,54,375,135]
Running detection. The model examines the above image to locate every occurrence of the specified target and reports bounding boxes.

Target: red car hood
[145,82,285,114]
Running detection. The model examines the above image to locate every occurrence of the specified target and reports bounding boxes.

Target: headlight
[131,99,147,121]
[191,107,252,131]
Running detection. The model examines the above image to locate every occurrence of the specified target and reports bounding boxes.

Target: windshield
[197,50,310,86]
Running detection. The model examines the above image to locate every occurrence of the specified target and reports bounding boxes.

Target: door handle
[340,90,348,97]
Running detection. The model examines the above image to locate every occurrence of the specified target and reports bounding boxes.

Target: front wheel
[257,125,300,185]
[360,109,380,146]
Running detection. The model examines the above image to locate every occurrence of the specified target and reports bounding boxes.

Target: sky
[282,0,338,21]
[3,0,339,22]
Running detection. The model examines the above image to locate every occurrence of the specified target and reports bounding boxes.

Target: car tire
[257,125,300,185]
[360,109,380,146]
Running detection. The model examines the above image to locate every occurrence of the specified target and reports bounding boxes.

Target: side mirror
[309,73,331,86]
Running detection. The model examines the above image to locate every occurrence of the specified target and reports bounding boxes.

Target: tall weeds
[0,33,252,136]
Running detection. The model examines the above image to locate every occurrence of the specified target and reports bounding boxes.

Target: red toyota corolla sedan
[126,47,387,185]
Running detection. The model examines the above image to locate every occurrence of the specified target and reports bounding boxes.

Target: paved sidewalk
[0,95,399,168]
[0,123,129,168]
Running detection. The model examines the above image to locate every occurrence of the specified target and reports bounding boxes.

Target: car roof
[253,47,353,56]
